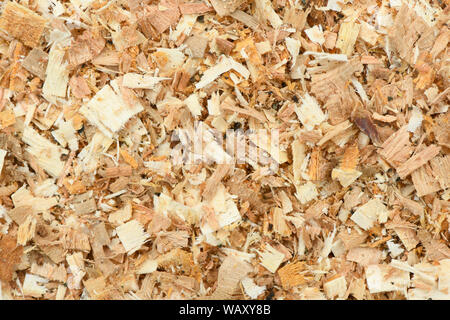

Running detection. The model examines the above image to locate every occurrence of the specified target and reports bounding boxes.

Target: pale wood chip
[346,247,382,266]
[210,0,245,17]
[323,275,347,299]
[42,44,69,99]
[379,126,414,167]
[22,273,48,297]
[79,79,144,138]
[397,145,441,179]
[61,228,91,252]
[22,48,48,80]
[30,262,67,283]
[207,255,252,299]
[230,10,259,30]
[317,120,353,146]
[17,214,37,246]
[67,29,105,67]
[258,243,285,273]
[179,3,214,15]
[145,5,180,34]
[365,264,410,294]
[185,36,208,58]
[411,164,441,197]
[388,4,434,65]
[69,76,91,99]
[429,155,450,190]
[336,22,360,56]
[116,220,149,255]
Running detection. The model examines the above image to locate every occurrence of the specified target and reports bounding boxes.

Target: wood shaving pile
[0,0,448,300]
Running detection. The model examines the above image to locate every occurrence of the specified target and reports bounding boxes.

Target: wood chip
[116,220,149,255]
[397,145,441,179]
[0,2,46,47]
[79,79,144,138]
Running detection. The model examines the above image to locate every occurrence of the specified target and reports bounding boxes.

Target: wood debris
[116,220,149,255]
[0,2,46,47]
[0,0,447,301]
[323,275,347,299]
[79,79,144,138]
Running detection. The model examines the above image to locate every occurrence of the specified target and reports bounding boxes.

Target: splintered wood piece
[296,181,318,204]
[230,10,259,30]
[119,149,138,169]
[17,215,37,246]
[144,6,180,34]
[83,277,107,299]
[111,26,146,52]
[196,56,249,89]
[394,227,419,252]
[0,2,46,47]
[122,73,169,90]
[336,22,360,56]
[79,79,144,138]
[0,149,6,174]
[210,0,245,16]
[207,255,252,299]
[202,164,231,201]
[104,166,133,178]
[61,228,91,251]
[411,164,441,197]
[310,58,363,103]
[241,277,266,299]
[323,275,347,299]
[272,207,291,237]
[397,145,441,179]
[429,155,450,190]
[332,144,362,187]
[22,273,48,297]
[42,45,69,99]
[346,247,382,266]
[30,262,67,283]
[365,264,410,294]
[67,29,105,67]
[255,0,282,29]
[215,38,234,56]
[332,168,362,188]
[69,76,91,99]
[351,199,388,230]
[318,120,353,146]
[22,48,48,80]
[179,3,214,15]
[185,36,208,58]
[235,37,265,83]
[295,93,326,131]
[22,127,67,178]
[358,21,378,46]
[278,262,306,289]
[109,201,132,225]
[388,4,433,65]
[379,126,414,167]
[73,196,97,215]
[258,243,285,273]
[0,109,16,129]
[116,220,149,255]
